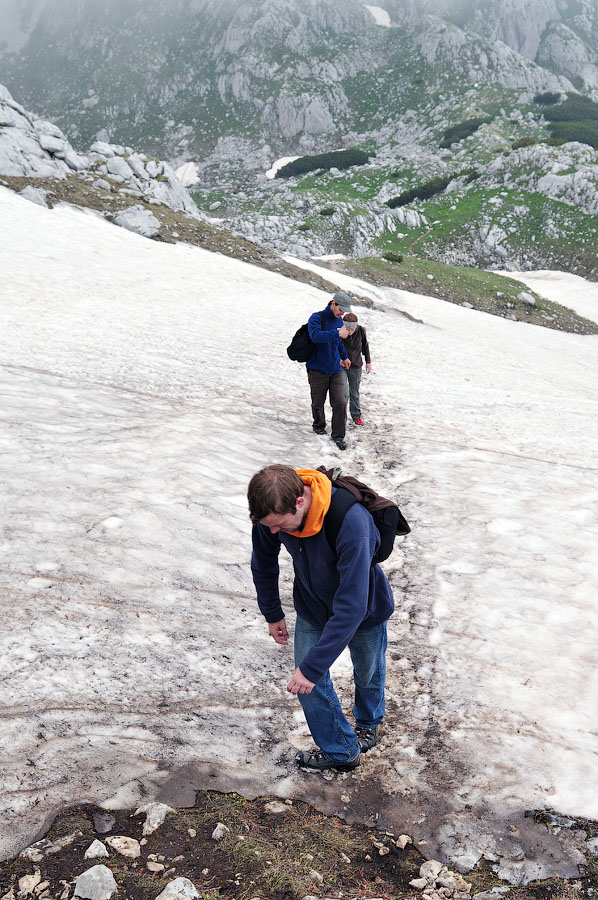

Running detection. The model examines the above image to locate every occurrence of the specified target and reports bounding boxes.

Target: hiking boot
[295,749,360,772]
[356,725,379,753]
[353,417,364,426]
[334,438,347,451]
[313,426,327,435]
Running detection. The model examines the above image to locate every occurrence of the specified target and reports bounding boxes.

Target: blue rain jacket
[250,491,394,684]
[306,305,348,374]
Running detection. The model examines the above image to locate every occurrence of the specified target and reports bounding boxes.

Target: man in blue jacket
[248,464,394,772]
[307,292,352,451]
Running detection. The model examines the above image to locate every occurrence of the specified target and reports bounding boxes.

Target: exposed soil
[1,794,596,900]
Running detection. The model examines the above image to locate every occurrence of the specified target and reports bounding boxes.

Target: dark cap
[333,291,352,313]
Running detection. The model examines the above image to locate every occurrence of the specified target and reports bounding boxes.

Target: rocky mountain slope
[2,79,597,335]
[1,0,597,271]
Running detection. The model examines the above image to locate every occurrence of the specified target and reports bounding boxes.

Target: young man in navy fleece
[248,464,394,772]
[306,291,352,451]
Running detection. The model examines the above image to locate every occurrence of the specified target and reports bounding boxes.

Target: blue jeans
[343,367,362,420]
[294,614,387,763]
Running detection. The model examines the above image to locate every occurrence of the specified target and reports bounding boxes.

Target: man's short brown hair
[247,465,304,523]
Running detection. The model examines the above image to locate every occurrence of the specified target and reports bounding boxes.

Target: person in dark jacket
[306,291,352,451]
[248,464,394,772]
[342,313,371,426]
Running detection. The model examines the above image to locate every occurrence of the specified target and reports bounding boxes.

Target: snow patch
[363,4,392,27]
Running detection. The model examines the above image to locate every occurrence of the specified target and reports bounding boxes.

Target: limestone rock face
[537,21,598,89]
[0,83,201,219]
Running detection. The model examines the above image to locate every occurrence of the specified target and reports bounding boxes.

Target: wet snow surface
[1,187,597,881]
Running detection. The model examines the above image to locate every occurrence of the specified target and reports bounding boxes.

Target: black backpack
[318,466,410,565]
[287,313,325,362]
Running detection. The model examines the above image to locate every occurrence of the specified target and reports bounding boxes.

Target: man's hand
[287,667,315,695]
[366,363,372,374]
[340,358,351,369]
[338,325,349,339]
[268,619,289,644]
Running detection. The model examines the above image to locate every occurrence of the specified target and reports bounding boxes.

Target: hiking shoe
[313,426,327,435]
[356,725,379,753]
[353,417,364,426]
[334,438,347,451]
[295,749,360,772]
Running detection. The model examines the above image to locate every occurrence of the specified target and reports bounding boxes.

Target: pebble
[84,841,108,860]
[420,860,444,881]
[211,823,230,841]
[396,834,413,849]
[264,801,289,815]
[146,862,165,873]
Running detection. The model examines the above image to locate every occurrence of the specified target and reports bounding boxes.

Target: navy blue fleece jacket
[306,305,348,374]
[250,492,394,684]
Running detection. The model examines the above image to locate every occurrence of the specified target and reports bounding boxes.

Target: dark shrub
[512,136,537,149]
[383,252,403,263]
[276,148,371,178]
[546,121,598,148]
[319,207,335,216]
[386,174,451,208]
[297,222,311,231]
[533,92,561,105]
[440,116,493,148]
[542,95,598,122]
[459,167,480,183]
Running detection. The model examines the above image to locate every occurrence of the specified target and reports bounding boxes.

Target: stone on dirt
[73,865,117,900]
[92,813,115,835]
[84,841,108,860]
[420,860,444,881]
[155,877,199,900]
[211,823,230,841]
[264,801,289,815]
[18,870,41,895]
[105,836,140,859]
[134,802,176,836]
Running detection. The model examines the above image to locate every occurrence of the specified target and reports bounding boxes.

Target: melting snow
[1,187,597,881]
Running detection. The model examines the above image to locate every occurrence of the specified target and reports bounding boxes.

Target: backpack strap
[324,487,357,555]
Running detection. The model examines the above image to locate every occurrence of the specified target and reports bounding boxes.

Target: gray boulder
[106,156,134,180]
[518,291,536,306]
[114,205,161,238]
[18,186,48,207]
